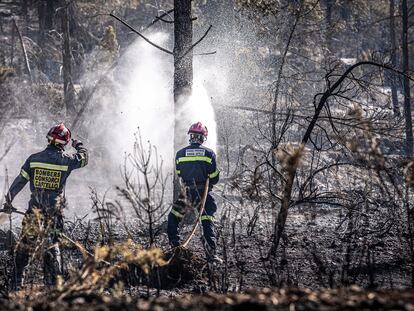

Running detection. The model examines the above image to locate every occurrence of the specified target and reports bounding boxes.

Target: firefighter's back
[176,143,215,189]
[24,142,87,208]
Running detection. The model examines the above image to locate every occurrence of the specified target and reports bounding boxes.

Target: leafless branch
[179,25,213,60]
[12,18,32,82]
[110,13,173,55]
[143,8,174,30]
[194,51,217,56]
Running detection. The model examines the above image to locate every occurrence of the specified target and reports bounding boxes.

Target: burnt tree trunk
[38,0,55,72]
[401,0,413,155]
[389,0,400,116]
[38,0,54,45]
[21,0,29,34]
[62,2,76,116]
[10,20,15,66]
[268,2,303,258]
[271,1,303,151]
[173,0,193,198]
[173,0,193,150]
[324,0,335,53]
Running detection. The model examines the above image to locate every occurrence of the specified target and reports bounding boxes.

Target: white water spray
[100,32,218,169]
[111,33,174,164]
[177,83,217,150]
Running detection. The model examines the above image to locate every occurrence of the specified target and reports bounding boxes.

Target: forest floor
[0,205,413,310]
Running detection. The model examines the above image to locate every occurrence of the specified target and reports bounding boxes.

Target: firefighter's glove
[72,139,83,150]
[2,201,14,214]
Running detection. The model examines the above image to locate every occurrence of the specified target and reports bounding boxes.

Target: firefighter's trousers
[12,199,63,289]
[167,188,217,252]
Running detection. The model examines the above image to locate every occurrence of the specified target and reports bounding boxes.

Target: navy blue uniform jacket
[175,143,219,190]
[8,144,88,206]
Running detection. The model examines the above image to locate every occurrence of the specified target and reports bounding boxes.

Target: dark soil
[1,287,413,310]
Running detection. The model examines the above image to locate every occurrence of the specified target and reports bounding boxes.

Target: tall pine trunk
[173,0,193,151]
[38,0,55,73]
[401,0,413,155]
[389,0,400,116]
[62,2,76,116]
[173,0,193,198]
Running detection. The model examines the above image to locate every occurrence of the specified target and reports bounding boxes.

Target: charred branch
[143,8,174,30]
[110,13,173,55]
[178,25,213,61]
[12,18,31,82]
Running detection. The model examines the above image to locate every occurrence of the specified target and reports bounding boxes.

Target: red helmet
[188,122,208,138]
[46,123,71,146]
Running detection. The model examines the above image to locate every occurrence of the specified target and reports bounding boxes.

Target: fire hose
[163,178,210,265]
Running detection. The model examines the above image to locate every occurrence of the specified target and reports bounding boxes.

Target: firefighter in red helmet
[3,123,88,289]
[168,122,222,263]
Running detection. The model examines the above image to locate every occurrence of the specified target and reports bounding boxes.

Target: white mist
[103,32,218,166]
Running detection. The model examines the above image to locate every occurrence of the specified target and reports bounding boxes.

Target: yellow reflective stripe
[208,169,219,178]
[20,169,30,180]
[171,209,184,219]
[175,170,181,175]
[201,215,214,221]
[30,162,68,171]
[177,156,212,164]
